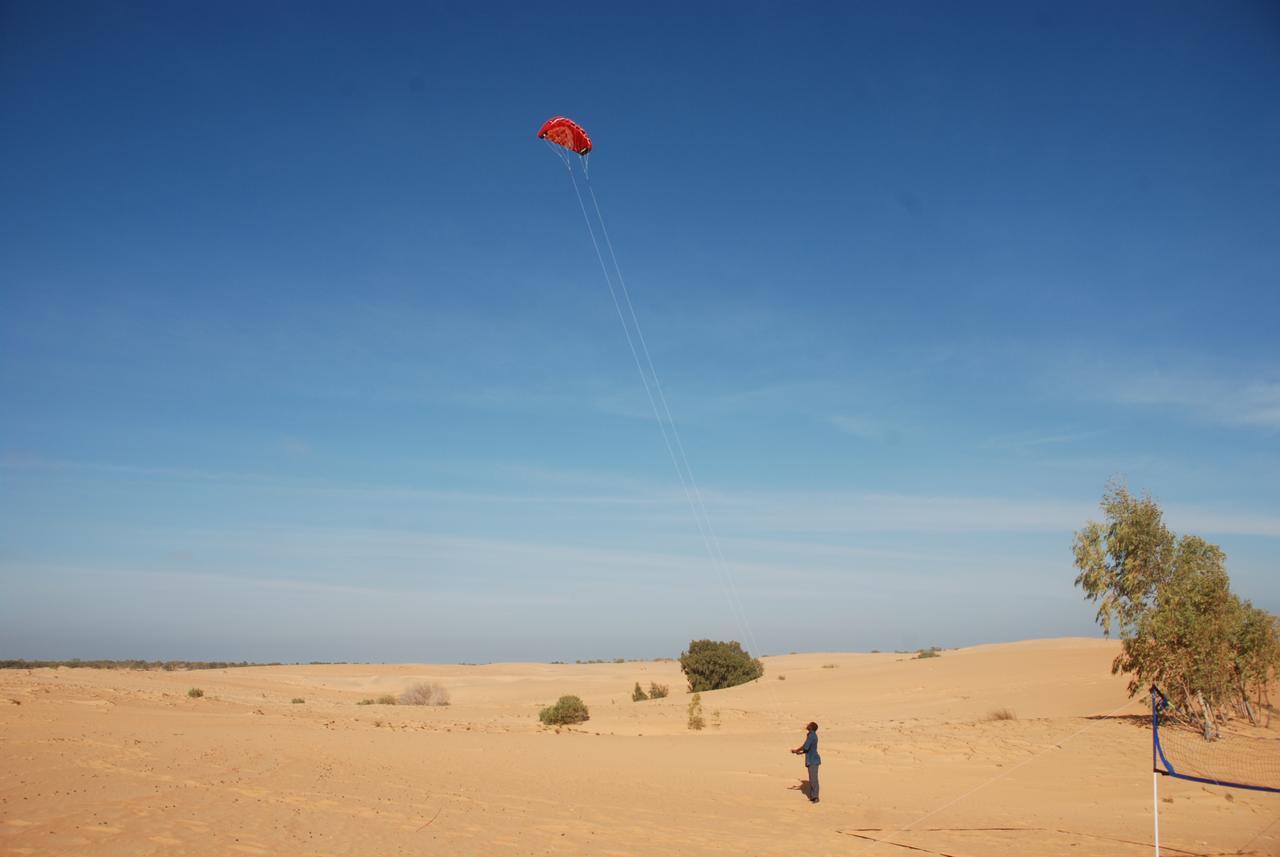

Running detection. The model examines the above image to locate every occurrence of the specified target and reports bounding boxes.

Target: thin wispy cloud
[7,455,1280,541]
[1082,366,1280,430]
[829,414,887,440]
[982,429,1103,450]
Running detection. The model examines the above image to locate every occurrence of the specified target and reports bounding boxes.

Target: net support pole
[1153,770,1161,857]
[1151,686,1161,857]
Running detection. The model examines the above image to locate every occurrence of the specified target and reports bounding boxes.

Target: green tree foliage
[1074,482,1280,736]
[539,695,590,726]
[632,682,648,702]
[1072,483,1176,637]
[679,640,764,692]
[1230,601,1280,725]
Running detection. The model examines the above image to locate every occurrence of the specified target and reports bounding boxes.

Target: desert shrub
[648,682,669,699]
[376,694,398,705]
[914,647,942,659]
[357,698,375,705]
[187,687,204,698]
[687,692,705,730]
[632,682,648,702]
[399,681,450,706]
[778,674,786,681]
[540,695,589,725]
[986,708,1017,721]
[679,640,764,692]
[822,663,838,669]
[291,698,305,704]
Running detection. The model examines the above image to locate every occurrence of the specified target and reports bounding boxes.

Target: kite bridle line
[547,148,778,712]
[584,173,770,692]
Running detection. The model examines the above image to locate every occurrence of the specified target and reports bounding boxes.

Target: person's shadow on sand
[787,780,813,801]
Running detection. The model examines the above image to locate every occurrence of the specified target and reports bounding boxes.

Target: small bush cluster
[986,708,1017,721]
[399,682,450,706]
[822,663,838,669]
[291,698,305,704]
[914,647,942,659]
[632,681,670,701]
[540,695,589,725]
[187,687,204,698]
[687,692,705,730]
[357,698,375,705]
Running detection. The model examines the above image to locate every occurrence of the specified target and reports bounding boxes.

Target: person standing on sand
[791,721,821,803]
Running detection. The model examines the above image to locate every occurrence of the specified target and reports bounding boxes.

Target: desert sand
[2,638,1276,856]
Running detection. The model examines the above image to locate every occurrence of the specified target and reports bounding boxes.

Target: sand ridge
[2,638,1276,855]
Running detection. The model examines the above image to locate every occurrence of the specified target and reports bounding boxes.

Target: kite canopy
[538,116,592,155]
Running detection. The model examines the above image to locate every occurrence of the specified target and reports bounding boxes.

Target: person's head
[806,721,818,732]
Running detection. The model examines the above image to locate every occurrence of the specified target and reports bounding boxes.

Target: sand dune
[2,638,1275,855]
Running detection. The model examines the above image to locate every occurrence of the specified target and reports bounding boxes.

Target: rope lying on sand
[838,827,1231,857]
[853,697,1140,853]
[415,807,443,832]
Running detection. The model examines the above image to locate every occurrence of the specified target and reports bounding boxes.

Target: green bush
[540,695,589,725]
[376,694,398,705]
[187,687,204,698]
[914,647,942,659]
[648,682,669,699]
[679,640,764,692]
[357,698,375,705]
[632,682,648,702]
[291,698,305,704]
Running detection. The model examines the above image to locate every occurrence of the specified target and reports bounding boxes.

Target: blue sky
[2,2,1278,662]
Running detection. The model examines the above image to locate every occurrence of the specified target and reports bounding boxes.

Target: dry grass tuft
[399,681,450,706]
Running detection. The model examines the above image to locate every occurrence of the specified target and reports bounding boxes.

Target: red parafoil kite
[538,116,592,155]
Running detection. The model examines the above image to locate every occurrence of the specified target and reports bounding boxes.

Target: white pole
[1153,771,1161,857]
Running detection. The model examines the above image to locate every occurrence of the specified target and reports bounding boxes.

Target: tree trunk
[1196,692,1218,740]
[1239,679,1257,725]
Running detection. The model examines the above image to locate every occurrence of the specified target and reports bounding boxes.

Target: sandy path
[2,638,1276,856]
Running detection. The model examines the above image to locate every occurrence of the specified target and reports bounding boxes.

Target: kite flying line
[538,116,767,690]
[855,695,1142,853]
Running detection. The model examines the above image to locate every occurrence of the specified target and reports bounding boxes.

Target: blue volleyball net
[1152,686,1280,794]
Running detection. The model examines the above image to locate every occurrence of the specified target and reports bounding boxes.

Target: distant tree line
[0,659,350,670]
[1074,483,1280,737]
